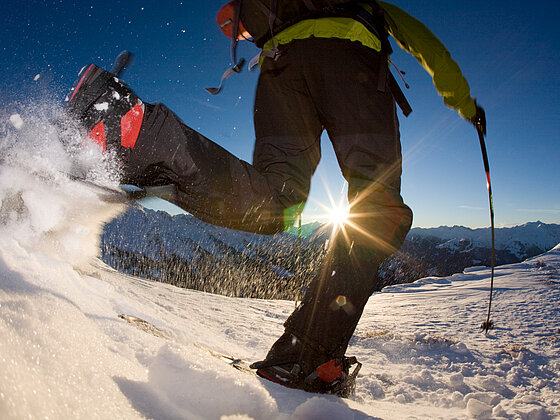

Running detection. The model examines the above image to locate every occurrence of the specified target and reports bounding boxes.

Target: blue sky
[1,0,558,228]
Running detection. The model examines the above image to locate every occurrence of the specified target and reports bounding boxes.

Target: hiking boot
[66,64,145,159]
[250,331,361,397]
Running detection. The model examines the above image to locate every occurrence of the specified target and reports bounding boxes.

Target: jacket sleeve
[378,1,477,120]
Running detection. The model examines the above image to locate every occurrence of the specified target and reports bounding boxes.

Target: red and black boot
[66,62,145,163]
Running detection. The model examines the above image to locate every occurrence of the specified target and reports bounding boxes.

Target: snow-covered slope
[2,195,559,419]
[1,108,559,419]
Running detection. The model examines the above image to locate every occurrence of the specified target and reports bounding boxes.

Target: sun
[329,205,350,228]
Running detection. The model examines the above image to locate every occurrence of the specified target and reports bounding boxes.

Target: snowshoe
[253,356,361,398]
[249,330,361,397]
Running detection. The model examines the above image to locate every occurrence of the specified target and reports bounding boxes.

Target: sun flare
[329,205,350,228]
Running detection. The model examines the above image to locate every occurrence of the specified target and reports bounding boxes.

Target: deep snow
[1,107,559,419]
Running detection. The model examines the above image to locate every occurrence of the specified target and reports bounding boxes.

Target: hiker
[67,0,485,395]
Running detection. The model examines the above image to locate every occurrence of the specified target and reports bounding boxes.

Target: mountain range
[101,207,560,299]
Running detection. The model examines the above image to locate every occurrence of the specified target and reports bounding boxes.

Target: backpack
[239,0,384,48]
[211,0,411,116]
[217,0,388,47]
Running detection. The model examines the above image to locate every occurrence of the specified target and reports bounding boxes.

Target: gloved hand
[470,101,486,136]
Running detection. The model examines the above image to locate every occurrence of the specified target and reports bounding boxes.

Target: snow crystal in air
[9,114,24,130]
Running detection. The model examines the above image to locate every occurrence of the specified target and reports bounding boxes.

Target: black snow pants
[125,38,413,359]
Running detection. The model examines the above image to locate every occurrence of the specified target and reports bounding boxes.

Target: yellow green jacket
[262,1,477,120]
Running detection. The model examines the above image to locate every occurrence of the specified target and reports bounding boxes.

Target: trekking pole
[474,117,496,334]
[295,212,303,309]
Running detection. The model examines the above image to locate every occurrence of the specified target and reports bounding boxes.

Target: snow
[94,102,110,111]
[1,109,559,419]
[8,114,24,130]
